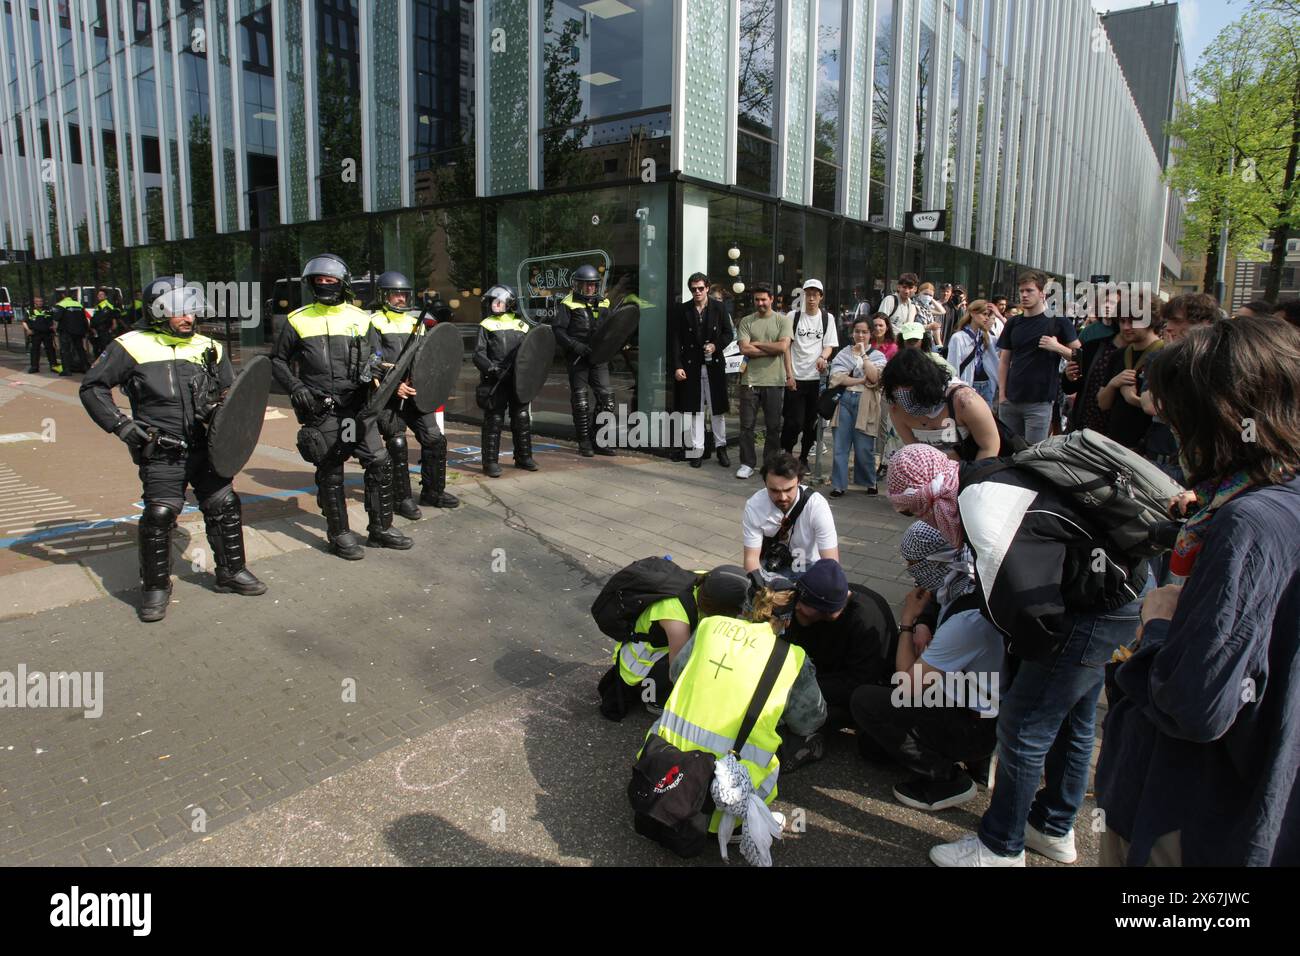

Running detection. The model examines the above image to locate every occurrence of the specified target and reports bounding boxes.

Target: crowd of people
[19,288,135,375]
[625,269,1300,868]
[15,255,1300,868]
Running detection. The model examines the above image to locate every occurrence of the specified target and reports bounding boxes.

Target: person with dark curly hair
[880,348,1008,461]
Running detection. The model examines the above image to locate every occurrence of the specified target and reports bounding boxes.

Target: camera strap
[774,485,810,544]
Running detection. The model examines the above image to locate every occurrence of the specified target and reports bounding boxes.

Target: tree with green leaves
[1166,11,1299,300]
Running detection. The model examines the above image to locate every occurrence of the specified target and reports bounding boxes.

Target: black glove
[572,342,591,359]
[291,387,319,419]
[484,366,501,382]
[114,419,150,449]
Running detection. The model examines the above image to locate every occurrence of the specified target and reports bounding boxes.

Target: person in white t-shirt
[781,279,839,464]
[874,273,921,335]
[742,452,840,582]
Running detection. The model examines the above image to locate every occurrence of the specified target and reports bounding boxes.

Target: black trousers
[850,682,997,781]
[59,333,91,373]
[567,360,613,411]
[28,331,57,371]
[311,404,386,481]
[135,445,230,514]
[379,402,446,455]
[781,379,821,460]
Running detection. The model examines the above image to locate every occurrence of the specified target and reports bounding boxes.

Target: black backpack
[591,557,699,642]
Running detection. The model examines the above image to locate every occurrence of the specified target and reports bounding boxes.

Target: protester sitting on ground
[827,317,887,497]
[1096,316,1300,867]
[897,322,957,376]
[597,564,753,721]
[869,316,898,360]
[1096,309,1164,451]
[944,300,1001,408]
[633,584,827,864]
[742,453,839,582]
[784,559,898,734]
[852,521,1005,812]
[881,348,1009,461]
[886,443,1148,867]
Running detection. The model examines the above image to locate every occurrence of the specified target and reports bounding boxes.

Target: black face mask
[311,278,343,305]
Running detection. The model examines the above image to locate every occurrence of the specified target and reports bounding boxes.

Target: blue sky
[1090,0,1246,73]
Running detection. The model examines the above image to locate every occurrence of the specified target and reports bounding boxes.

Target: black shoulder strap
[732,638,791,754]
[680,586,699,633]
[820,310,829,338]
[957,337,978,374]
[776,486,811,542]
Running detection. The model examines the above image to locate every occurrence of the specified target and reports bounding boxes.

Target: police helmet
[143,275,203,335]
[572,263,601,305]
[377,270,413,311]
[302,254,351,305]
[481,285,517,319]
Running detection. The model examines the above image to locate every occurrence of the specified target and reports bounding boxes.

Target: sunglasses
[690,285,707,293]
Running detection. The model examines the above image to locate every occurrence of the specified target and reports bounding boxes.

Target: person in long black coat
[667,273,734,467]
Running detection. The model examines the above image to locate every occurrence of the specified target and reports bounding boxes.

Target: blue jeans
[831,390,877,491]
[970,378,996,407]
[998,401,1053,444]
[977,589,1146,856]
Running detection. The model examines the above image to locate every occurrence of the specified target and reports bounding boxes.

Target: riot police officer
[53,292,91,375]
[366,271,459,518]
[473,285,538,478]
[23,295,57,373]
[271,254,412,559]
[553,263,616,457]
[90,288,121,357]
[80,277,268,622]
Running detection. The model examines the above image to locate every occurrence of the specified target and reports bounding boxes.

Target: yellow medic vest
[644,616,804,829]
[117,328,223,365]
[614,583,700,686]
[287,301,371,339]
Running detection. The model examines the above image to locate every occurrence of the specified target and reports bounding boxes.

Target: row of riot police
[24,291,129,375]
[76,253,632,622]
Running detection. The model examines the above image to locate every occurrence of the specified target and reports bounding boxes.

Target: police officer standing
[366,271,459,518]
[553,264,617,457]
[473,285,538,478]
[79,278,268,622]
[23,295,57,373]
[272,254,412,559]
[54,291,91,375]
[90,288,121,358]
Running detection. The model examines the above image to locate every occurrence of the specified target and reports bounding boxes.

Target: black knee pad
[386,433,408,458]
[142,501,180,529]
[199,485,236,516]
[316,465,346,492]
[365,456,393,482]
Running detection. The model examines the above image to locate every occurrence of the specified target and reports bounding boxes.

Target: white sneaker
[735,464,754,479]
[929,833,1025,867]
[1024,822,1077,863]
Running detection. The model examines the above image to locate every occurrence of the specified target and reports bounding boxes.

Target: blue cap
[797,559,849,614]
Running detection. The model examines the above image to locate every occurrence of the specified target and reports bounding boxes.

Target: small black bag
[816,385,845,421]
[295,425,330,464]
[591,557,699,642]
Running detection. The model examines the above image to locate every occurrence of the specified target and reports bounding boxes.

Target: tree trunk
[1264,67,1300,303]
[1203,202,1223,295]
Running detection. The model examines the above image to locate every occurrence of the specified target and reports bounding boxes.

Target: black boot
[482,413,504,477]
[511,407,539,471]
[318,471,365,560]
[138,503,176,622]
[593,400,617,456]
[203,491,268,596]
[388,435,422,520]
[573,400,594,457]
[418,446,460,507]
[716,441,731,468]
[365,458,413,549]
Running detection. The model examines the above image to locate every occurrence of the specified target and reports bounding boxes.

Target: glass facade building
[0,0,1166,434]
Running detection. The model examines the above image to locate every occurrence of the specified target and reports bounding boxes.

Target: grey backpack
[967,429,1186,559]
